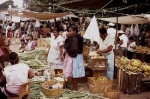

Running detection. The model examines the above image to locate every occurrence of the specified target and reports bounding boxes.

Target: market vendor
[47,28,64,70]
[1,52,34,97]
[96,27,114,80]
[117,30,128,57]
[26,35,36,51]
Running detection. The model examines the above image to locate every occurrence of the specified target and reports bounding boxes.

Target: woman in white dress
[47,28,64,70]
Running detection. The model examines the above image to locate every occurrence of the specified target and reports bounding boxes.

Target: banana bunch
[130,59,141,67]
[134,46,150,53]
[97,76,108,81]
[115,56,130,68]
[141,62,150,77]
[116,57,150,77]
[126,63,142,72]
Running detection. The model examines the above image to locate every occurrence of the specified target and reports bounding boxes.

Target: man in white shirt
[117,30,128,57]
[97,27,114,80]
[107,23,117,49]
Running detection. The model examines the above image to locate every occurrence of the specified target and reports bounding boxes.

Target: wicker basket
[42,79,63,97]
[104,84,120,99]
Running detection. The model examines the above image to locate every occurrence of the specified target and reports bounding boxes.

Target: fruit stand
[133,46,150,62]
[115,56,150,94]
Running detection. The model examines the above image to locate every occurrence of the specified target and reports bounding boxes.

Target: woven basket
[104,84,120,99]
[42,79,63,97]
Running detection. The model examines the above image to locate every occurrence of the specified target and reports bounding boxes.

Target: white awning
[98,14,150,24]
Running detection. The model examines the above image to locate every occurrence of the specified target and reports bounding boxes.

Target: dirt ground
[9,38,150,99]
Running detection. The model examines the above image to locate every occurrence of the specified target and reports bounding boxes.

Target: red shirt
[7,32,11,38]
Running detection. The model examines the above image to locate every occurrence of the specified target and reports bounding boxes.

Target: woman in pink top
[1,52,34,97]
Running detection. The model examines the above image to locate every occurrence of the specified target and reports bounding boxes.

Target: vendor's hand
[97,50,102,55]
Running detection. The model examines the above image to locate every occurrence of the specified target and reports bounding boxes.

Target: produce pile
[30,81,107,99]
[133,46,150,54]
[97,76,108,81]
[18,49,48,69]
[30,81,43,99]
[115,56,150,77]
[89,51,105,59]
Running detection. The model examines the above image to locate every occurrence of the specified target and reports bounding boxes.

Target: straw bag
[42,79,63,97]
[104,84,120,99]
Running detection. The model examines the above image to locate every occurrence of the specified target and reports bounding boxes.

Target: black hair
[99,27,107,35]
[20,39,25,42]
[8,52,19,65]
[53,27,60,33]
[40,25,43,28]
[69,26,78,34]
[28,35,33,40]
[129,36,134,41]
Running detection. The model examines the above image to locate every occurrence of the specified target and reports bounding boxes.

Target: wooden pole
[114,0,119,80]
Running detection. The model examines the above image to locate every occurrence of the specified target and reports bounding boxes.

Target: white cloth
[12,23,16,30]
[47,35,64,67]
[107,27,116,40]
[107,27,117,49]
[98,36,114,55]
[35,20,40,27]
[119,34,128,48]
[131,24,140,36]
[3,63,30,94]
[128,41,136,52]
[20,22,24,27]
[83,16,100,43]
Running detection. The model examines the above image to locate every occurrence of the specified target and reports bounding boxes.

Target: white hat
[117,30,125,34]
[108,23,115,26]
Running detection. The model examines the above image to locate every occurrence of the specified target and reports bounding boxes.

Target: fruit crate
[87,58,107,77]
[88,77,112,86]
[87,58,107,71]
[117,68,142,94]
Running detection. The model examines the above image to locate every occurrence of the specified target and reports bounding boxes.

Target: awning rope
[95,0,114,15]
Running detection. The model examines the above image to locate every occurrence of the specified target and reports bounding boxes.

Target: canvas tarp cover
[8,10,70,20]
[99,15,150,24]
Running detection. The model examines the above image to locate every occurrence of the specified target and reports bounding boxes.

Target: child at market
[127,36,136,59]
[19,39,26,53]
